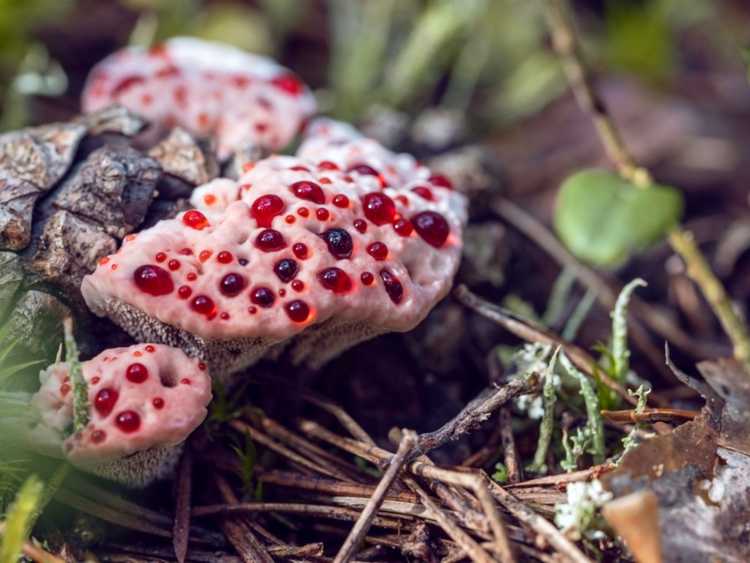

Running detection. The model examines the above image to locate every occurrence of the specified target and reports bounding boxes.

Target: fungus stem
[62,317,88,433]
[543,0,750,369]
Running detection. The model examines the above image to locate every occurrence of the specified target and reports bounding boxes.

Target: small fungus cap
[30,344,211,465]
[81,37,316,159]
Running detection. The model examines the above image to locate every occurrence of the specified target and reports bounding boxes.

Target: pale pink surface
[31,344,211,464]
[297,118,430,188]
[81,37,316,158]
[83,153,467,345]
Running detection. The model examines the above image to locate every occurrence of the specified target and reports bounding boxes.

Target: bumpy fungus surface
[82,127,467,374]
[82,37,316,159]
[29,343,211,487]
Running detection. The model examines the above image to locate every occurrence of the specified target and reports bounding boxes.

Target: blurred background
[2,0,749,135]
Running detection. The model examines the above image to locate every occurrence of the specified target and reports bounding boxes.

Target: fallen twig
[334,430,417,562]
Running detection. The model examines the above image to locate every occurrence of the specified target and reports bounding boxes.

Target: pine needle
[0,475,44,563]
[62,318,88,432]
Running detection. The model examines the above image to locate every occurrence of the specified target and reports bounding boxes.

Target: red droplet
[199,250,213,262]
[91,429,106,444]
[271,73,304,96]
[98,256,110,266]
[187,272,198,282]
[290,165,310,172]
[318,160,339,171]
[178,286,192,299]
[183,210,209,230]
[290,181,325,205]
[115,410,141,433]
[251,194,285,228]
[91,376,101,385]
[318,267,352,293]
[361,272,374,286]
[279,288,287,297]
[168,259,180,271]
[251,287,275,308]
[179,248,193,255]
[152,397,165,409]
[220,312,230,320]
[255,229,286,252]
[181,378,191,385]
[248,306,258,314]
[362,193,396,225]
[274,259,299,283]
[285,214,296,224]
[293,243,309,259]
[220,273,247,297]
[393,218,413,236]
[94,388,119,417]
[321,228,353,259]
[333,194,349,208]
[319,177,332,184]
[155,252,167,263]
[348,163,379,176]
[396,195,409,207]
[380,269,404,304]
[354,219,367,233]
[60,383,70,396]
[217,251,233,264]
[198,362,207,371]
[411,186,434,201]
[133,265,174,296]
[297,207,310,217]
[112,75,145,96]
[191,295,217,317]
[126,363,149,383]
[367,242,388,261]
[291,280,305,292]
[285,300,310,322]
[316,208,330,221]
[412,211,450,248]
[145,345,156,353]
[428,174,453,189]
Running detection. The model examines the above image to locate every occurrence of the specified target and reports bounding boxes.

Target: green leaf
[555,169,683,268]
[0,475,43,563]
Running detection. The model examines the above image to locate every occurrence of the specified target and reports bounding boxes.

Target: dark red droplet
[220,312,230,320]
[115,410,141,433]
[290,181,325,205]
[318,267,352,293]
[94,388,119,417]
[251,194,285,227]
[152,397,164,409]
[411,186,434,201]
[178,286,192,299]
[321,228,353,259]
[362,193,396,225]
[333,194,349,208]
[316,208,330,221]
[380,269,404,304]
[217,251,233,264]
[361,272,374,285]
[292,242,309,259]
[285,300,310,322]
[155,252,167,263]
[251,287,275,308]
[91,429,106,444]
[271,73,304,96]
[126,363,149,383]
[191,295,217,317]
[412,211,450,248]
[183,209,209,230]
[255,229,286,252]
[367,242,388,261]
[318,160,339,171]
[274,259,299,283]
[238,258,249,266]
[428,174,453,189]
[291,279,305,292]
[168,259,181,271]
[354,219,367,233]
[198,362,207,371]
[134,265,174,296]
[220,273,246,297]
[393,218,413,236]
[297,207,310,217]
[348,163,379,176]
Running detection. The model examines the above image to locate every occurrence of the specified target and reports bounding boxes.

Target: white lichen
[554,479,613,540]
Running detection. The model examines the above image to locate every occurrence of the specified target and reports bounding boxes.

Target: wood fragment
[334,430,417,562]
[215,476,274,563]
